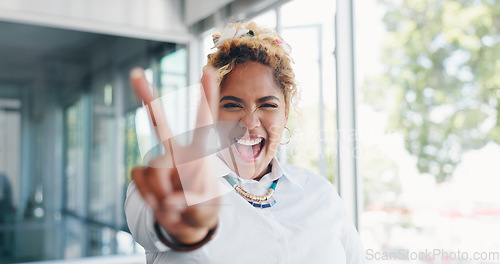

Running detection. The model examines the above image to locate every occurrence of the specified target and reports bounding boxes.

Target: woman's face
[217,61,288,180]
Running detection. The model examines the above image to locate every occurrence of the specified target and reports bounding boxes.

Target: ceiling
[0,20,108,62]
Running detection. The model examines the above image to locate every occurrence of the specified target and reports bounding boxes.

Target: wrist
[172,226,211,244]
[154,220,218,252]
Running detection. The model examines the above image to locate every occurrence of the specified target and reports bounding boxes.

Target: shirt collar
[276,158,305,189]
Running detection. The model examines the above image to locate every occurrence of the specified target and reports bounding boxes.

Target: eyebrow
[220,96,243,103]
[257,96,280,103]
[219,96,280,103]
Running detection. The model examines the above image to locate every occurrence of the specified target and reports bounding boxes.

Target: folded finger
[131,167,158,209]
[145,166,174,202]
[158,191,188,212]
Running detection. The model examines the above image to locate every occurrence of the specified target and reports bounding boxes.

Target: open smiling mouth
[233,137,265,162]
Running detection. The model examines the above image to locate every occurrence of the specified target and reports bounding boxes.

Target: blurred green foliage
[363,0,500,182]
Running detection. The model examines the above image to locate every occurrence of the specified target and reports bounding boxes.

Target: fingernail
[130,68,144,79]
[203,67,217,80]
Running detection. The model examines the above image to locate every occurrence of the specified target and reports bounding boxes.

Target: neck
[253,163,272,181]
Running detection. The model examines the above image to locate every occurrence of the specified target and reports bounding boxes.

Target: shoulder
[280,163,336,194]
[279,163,349,222]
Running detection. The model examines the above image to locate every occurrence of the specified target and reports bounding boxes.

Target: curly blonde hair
[204,21,298,112]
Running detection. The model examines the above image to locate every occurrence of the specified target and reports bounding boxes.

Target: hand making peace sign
[129,67,220,247]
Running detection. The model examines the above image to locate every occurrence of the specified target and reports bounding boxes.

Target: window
[356,0,500,261]
[0,24,181,261]
[252,9,277,30]
[159,48,190,135]
[0,97,21,260]
[253,0,338,182]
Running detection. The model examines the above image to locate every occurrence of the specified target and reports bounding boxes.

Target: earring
[280,127,292,145]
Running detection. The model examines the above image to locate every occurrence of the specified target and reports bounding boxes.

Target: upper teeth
[237,138,263,146]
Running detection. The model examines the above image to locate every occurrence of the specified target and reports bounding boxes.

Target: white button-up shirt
[125,157,366,263]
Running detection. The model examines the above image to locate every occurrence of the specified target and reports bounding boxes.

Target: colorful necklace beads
[223,175,279,208]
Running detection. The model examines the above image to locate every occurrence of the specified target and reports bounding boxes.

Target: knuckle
[131,167,144,175]
[131,167,146,181]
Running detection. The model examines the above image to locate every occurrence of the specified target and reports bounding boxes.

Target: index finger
[130,68,175,163]
[130,68,155,105]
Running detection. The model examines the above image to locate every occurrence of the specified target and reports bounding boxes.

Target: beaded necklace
[223,175,279,208]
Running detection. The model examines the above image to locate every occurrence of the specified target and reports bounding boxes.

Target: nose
[238,111,261,130]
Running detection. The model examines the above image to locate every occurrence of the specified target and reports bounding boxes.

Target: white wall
[0,0,190,43]
[185,0,233,25]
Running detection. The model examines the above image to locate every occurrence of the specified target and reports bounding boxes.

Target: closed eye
[222,103,243,109]
[260,103,277,108]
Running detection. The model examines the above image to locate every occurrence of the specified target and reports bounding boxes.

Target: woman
[125,22,365,263]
